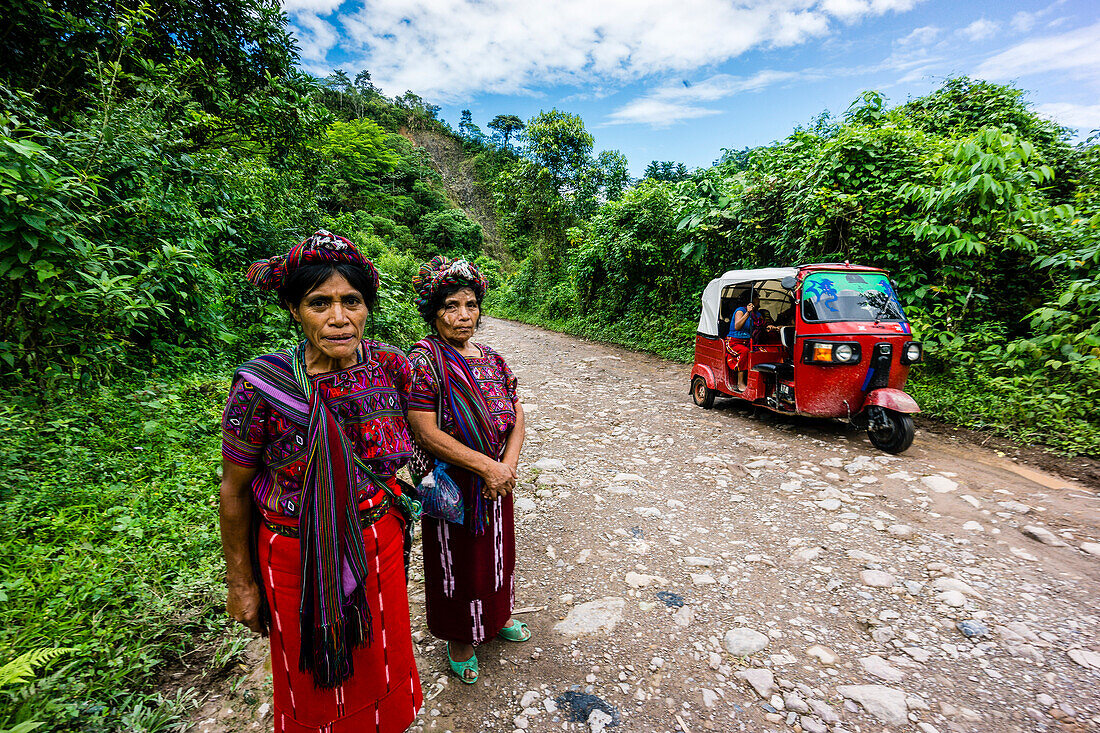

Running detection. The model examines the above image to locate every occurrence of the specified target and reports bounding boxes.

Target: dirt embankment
[398,126,507,262]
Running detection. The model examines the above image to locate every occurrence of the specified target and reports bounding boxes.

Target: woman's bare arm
[500,401,525,474]
[733,306,750,330]
[407,410,516,498]
[219,459,263,632]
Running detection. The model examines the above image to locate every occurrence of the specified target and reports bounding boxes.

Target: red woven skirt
[421,491,515,644]
[725,337,751,370]
[258,509,422,733]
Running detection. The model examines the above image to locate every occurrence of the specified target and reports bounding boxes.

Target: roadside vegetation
[483,82,1100,457]
[0,1,479,729]
[1,0,1097,729]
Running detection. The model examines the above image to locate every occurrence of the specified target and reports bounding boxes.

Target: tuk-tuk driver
[725,292,777,391]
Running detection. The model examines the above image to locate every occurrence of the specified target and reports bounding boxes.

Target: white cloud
[656,70,805,101]
[289,0,924,100]
[606,98,722,127]
[957,18,999,42]
[1010,11,1037,33]
[974,22,1100,85]
[821,0,919,23]
[896,25,940,46]
[281,0,343,13]
[1034,102,1100,131]
[291,13,341,64]
[606,69,809,128]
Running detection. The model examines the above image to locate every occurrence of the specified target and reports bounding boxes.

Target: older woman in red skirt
[405,256,528,685]
[219,231,422,732]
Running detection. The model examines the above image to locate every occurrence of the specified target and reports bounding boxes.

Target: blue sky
[283,0,1100,176]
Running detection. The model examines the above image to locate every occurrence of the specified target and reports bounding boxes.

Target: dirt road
[192,317,1100,733]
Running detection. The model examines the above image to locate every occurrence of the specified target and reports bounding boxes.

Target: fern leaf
[0,648,74,687]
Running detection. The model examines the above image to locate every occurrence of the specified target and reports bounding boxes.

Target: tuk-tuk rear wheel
[867,408,915,454]
[691,376,715,409]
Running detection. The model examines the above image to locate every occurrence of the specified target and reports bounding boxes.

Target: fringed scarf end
[467,479,491,536]
[299,596,374,689]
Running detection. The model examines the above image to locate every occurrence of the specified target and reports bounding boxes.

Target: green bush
[0,371,233,731]
[418,208,483,256]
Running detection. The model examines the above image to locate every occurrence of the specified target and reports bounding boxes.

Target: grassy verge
[488,299,699,364]
[489,302,1099,457]
[0,365,247,732]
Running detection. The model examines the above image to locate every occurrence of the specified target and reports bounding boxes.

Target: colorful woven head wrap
[411,255,488,309]
[245,230,379,294]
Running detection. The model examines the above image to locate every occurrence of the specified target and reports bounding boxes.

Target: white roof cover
[697,267,798,336]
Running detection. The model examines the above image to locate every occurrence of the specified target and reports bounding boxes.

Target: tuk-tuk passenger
[725,292,777,391]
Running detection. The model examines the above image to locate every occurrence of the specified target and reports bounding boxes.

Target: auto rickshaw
[689,263,923,453]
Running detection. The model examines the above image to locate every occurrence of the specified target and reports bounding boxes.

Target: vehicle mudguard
[691,364,718,391]
[862,388,921,414]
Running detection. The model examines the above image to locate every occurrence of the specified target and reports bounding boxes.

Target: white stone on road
[859,655,905,683]
[837,685,910,726]
[806,645,838,666]
[724,628,769,656]
[1022,525,1068,546]
[921,475,958,493]
[861,570,896,588]
[624,572,665,588]
[931,577,983,599]
[1068,648,1100,670]
[553,598,625,636]
[736,668,776,698]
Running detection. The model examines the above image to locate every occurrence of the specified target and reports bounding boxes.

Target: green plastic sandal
[447,644,478,684]
[497,619,531,642]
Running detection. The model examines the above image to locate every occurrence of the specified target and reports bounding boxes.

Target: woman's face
[289,272,368,367]
[434,287,479,346]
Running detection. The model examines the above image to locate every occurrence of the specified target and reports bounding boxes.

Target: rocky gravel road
[193,317,1100,733]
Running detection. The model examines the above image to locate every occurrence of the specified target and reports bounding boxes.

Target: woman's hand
[227,580,263,633]
[481,459,516,499]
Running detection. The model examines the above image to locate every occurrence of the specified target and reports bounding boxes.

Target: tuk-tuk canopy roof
[697,267,799,337]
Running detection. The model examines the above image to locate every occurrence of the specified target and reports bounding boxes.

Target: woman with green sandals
[406,256,529,684]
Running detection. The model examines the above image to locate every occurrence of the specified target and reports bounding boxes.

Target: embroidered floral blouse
[407,344,519,443]
[221,340,414,517]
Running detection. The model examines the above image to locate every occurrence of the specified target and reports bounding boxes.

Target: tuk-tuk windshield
[801,272,905,323]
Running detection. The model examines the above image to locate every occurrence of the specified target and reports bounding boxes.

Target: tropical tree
[459,110,485,143]
[597,150,631,202]
[644,160,689,182]
[487,114,524,150]
[523,110,593,190]
[0,0,297,121]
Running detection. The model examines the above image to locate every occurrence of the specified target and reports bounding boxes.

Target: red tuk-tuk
[689,264,923,453]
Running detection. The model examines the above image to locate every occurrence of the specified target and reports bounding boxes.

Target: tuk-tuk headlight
[803,341,861,364]
[902,341,922,365]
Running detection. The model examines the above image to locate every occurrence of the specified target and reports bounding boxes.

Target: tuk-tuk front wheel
[866,407,915,454]
[691,376,715,409]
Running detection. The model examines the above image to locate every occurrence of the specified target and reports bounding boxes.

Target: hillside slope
[399,127,507,261]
